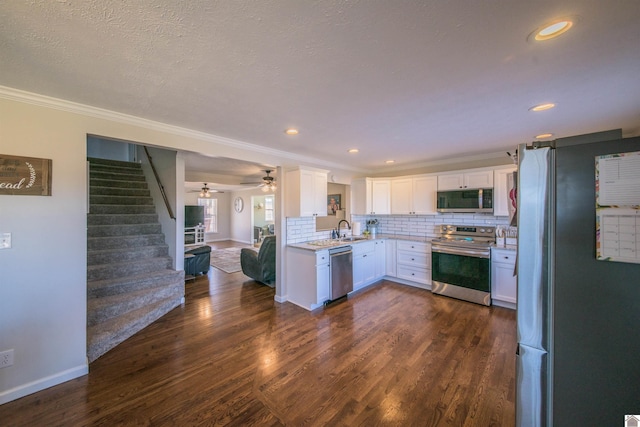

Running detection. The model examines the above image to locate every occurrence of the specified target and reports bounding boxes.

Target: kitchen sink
[339,236,368,242]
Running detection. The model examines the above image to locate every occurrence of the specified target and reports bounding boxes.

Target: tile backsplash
[286,214,512,244]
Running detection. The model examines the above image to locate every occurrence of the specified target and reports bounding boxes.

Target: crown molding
[0,85,367,174]
[377,149,512,174]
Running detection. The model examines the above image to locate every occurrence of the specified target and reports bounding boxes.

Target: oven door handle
[431,244,490,259]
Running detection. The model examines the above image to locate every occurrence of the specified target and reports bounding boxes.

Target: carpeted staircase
[87,157,184,363]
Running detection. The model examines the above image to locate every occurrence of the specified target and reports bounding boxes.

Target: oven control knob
[479,228,486,233]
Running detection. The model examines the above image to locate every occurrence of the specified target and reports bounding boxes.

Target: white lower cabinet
[491,248,517,309]
[396,240,431,287]
[374,239,386,279]
[353,241,376,291]
[286,247,331,310]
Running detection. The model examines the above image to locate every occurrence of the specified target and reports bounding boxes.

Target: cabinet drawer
[316,251,330,266]
[397,265,431,285]
[491,249,516,265]
[352,241,375,256]
[397,241,429,253]
[397,251,430,268]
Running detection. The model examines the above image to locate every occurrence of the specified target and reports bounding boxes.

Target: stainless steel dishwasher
[329,245,353,301]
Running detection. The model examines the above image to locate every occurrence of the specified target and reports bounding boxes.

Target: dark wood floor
[1,241,516,426]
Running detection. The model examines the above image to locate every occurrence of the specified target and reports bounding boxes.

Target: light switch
[0,233,11,249]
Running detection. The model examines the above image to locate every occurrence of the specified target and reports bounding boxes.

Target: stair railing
[143,146,175,220]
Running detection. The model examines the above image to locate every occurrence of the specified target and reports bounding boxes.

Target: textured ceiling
[2,0,640,174]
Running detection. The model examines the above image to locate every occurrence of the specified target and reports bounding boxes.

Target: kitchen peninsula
[286,234,432,310]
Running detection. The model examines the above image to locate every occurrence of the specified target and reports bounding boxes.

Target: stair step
[87,280,184,326]
[86,156,181,362]
[88,269,185,298]
[90,186,151,197]
[89,204,156,215]
[90,178,148,189]
[87,256,172,281]
[88,234,166,250]
[89,170,146,182]
[88,245,169,265]
[87,295,183,362]
[88,213,159,226]
[88,223,162,237]
[89,195,154,205]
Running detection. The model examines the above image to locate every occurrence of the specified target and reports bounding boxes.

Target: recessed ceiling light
[528,16,577,42]
[385,160,395,164]
[529,103,556,112]
[348,148,359,153]
[284,128,299,135]
[534,20,573,41]
[535,133,554,139]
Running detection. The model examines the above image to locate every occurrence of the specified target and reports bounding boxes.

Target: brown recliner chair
[240,235,276,286]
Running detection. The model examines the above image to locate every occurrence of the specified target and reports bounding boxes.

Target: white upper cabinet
[493,165,517,217]
[437,169,494,190]
[352,178,391,215]
[391,175,437,215]
[285,167,328,217]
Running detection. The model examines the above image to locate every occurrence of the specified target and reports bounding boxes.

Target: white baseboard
[0,363,88,405]
[274,294,287,304]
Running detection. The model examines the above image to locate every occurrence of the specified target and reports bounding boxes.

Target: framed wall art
[0,154,52,196]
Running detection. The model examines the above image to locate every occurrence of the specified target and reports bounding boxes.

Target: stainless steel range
[431,224,495,306]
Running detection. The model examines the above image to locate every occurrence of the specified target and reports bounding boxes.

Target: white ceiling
[2,1,640,178]
[183,153,277,192]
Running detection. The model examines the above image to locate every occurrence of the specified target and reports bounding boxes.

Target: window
[264,196,274,221]
[198,198,217,233]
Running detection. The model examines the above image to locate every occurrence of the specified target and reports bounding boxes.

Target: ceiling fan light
[200,183,211,197]
[529,103,556,112]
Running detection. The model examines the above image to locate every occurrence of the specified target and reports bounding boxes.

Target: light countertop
[288,234,433,252]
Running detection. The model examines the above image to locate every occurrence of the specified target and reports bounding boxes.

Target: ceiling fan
[241,170,277,192]
[187,183,223,197]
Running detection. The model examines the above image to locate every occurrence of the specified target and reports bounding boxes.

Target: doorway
[251,194,275,246]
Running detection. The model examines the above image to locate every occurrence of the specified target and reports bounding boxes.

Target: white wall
[230,188,273,244]
[0,99,89,404]
[87,136,135,161]
[138,145,181,270]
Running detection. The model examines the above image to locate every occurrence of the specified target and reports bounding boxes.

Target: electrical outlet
[0,349,14,368]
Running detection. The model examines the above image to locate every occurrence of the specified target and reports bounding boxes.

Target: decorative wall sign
[0,154,52,196]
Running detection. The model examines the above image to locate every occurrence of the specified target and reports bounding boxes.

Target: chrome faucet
[336,220,351,239]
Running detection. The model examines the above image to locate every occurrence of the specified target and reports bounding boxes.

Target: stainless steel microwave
[436,188,493,213]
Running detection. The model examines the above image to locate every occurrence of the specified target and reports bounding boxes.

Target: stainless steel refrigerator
[516,130,640,426]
